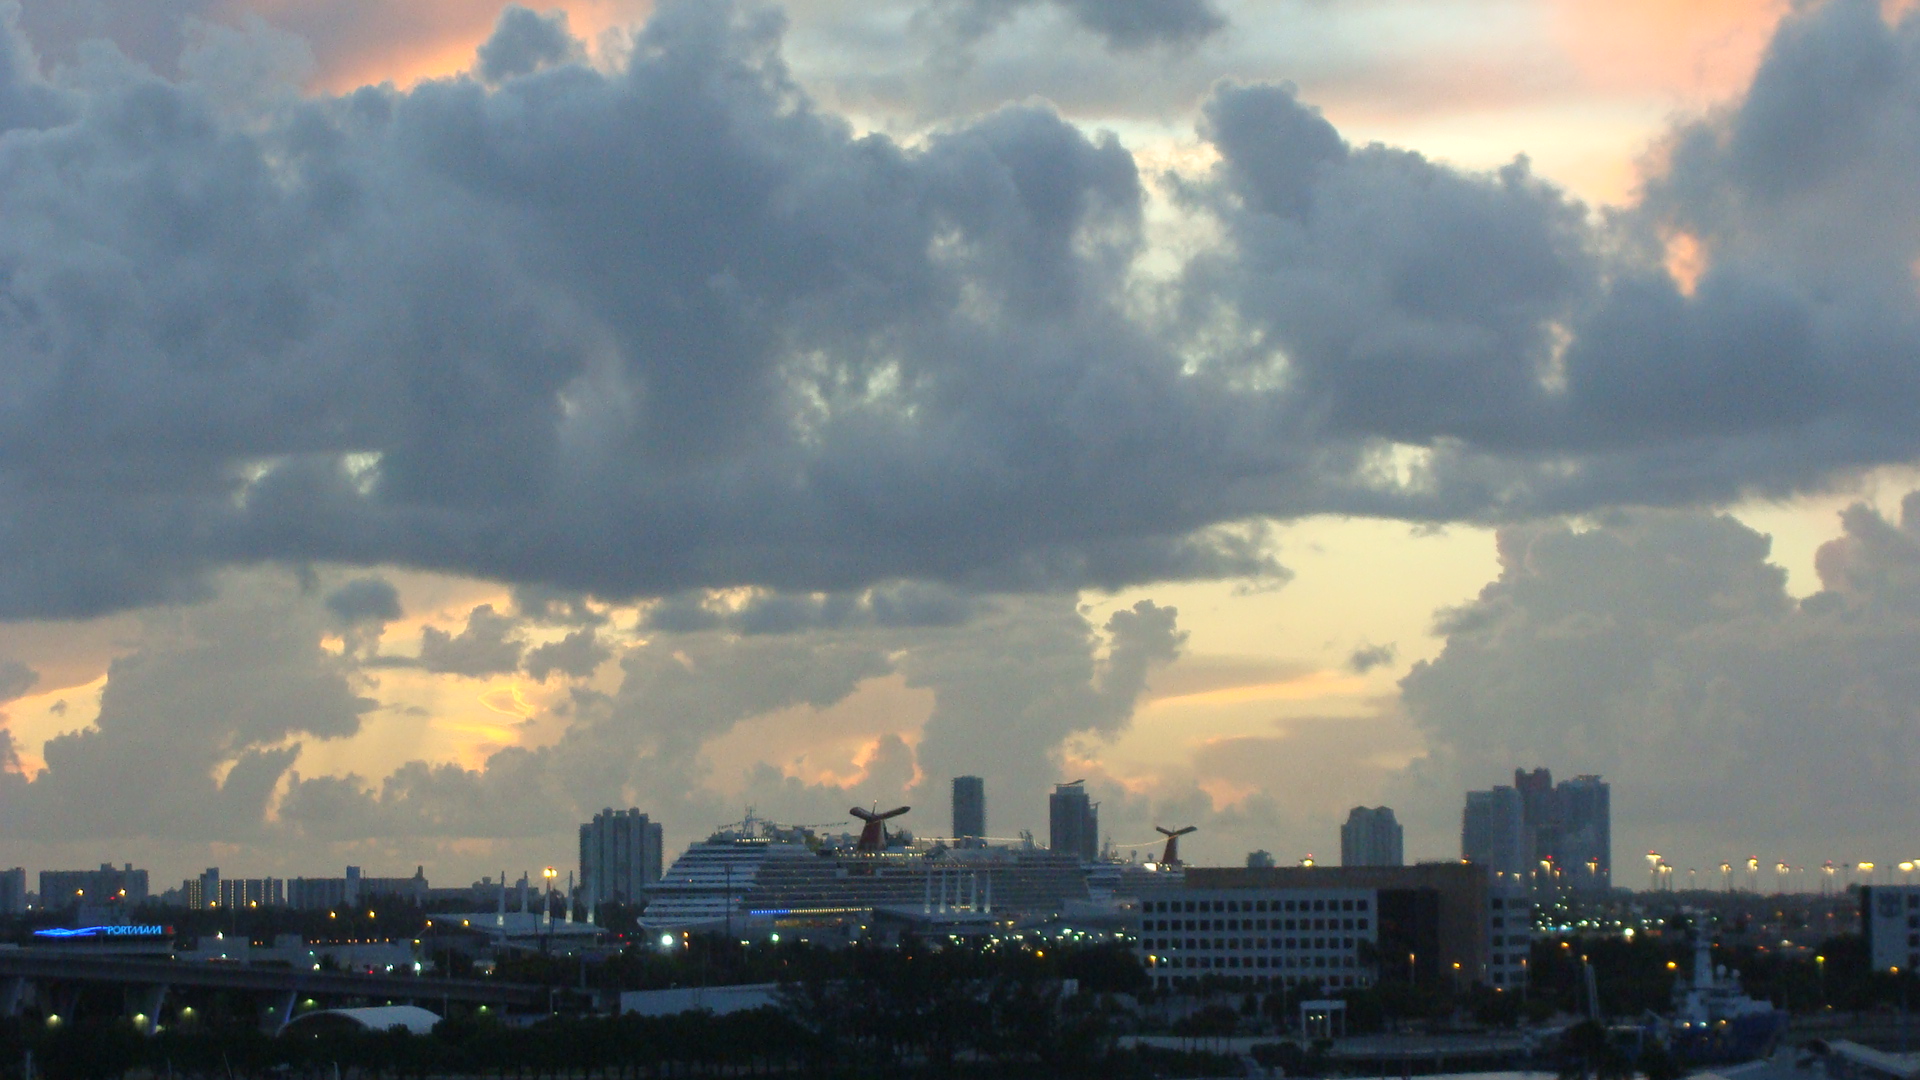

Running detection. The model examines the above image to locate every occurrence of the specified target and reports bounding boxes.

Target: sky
[2,0,1920,893]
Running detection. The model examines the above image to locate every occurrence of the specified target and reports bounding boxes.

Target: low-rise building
[1134,862,1514,994]
[1862,885,1920,972]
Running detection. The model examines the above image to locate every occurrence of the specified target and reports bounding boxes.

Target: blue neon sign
[33,925,170,939]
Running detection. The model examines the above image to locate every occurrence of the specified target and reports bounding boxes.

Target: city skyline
[1,0,1919,886]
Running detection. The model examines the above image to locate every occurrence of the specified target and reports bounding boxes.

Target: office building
[1134,862,1516,993]
[580,808,664,910]
[39,864,148,908]
[952,776,986,847]
[1863,886,1920,972]
[1340,807,1404,867]
[0,868,24,914]
[1048,781,1098,863]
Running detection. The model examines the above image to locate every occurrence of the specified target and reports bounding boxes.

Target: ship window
[1490,899,1502,909]
[1228,901,1240,913]
[1184,901,1195,913]
[1257,900,1269,912]
[1342,899,1354,911]
[1285,900,1297,912]
[1313,900,1325,912]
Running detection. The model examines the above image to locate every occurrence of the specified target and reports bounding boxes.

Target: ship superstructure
[642,811,1089,935]
[1663,924,1788,1062]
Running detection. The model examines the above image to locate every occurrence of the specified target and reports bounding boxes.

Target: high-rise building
[1048,781,1099,863]
[217,877,284,908]
[580,808,664,911]
[1462,786,1529,879]
[288,876,349,911]
[952,776,986,847]
[183,868,221,909]
[0,868,24,914]
[1555,775,1611,893]
[1340,806,1404,867]
[1465,769,1611,896]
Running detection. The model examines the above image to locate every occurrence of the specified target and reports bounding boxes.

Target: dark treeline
[0,942,1238,1080]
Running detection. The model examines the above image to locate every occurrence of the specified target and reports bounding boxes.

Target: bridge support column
[1,977,27,1017]
[129,984,167,1035]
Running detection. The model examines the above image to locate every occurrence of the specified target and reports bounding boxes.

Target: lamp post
[541,867,557,953]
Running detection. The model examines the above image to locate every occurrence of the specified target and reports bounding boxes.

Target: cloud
[475,6,581,84]
[1,572,375,842]
[416,604,525,676]
[522,626,608,680]
[325,575,402,625]
[274,591,1185,852]
[0,0,1913,618]
[1391,497,1920,867]
[924,0,1226,50]
[0,657,36,702]
[1347,643,1396,674]
[640,582,983,636]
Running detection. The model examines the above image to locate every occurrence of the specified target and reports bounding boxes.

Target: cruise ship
[641,812,1090,936]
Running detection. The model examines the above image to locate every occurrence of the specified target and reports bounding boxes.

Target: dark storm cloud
[0,0,1915,618]
[926,0,1227,50]
[639,581,982,635]
[324,575,402,625]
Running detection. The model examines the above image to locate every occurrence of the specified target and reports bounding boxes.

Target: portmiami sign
[33,925,171,938]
